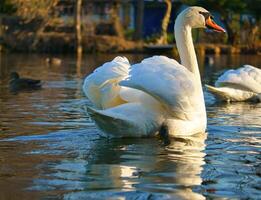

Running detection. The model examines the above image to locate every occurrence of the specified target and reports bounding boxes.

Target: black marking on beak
[199,11,214,21]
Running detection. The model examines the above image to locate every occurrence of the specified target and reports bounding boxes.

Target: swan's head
[176,6,225,32]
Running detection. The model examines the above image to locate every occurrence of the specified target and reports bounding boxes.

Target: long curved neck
[174,16,206,120]
[175,19,201,85]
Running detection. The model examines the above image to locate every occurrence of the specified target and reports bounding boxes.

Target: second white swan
[206,65,261,102]
[83,6,225,137]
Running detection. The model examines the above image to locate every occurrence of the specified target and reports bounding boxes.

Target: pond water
[0,53,260,200]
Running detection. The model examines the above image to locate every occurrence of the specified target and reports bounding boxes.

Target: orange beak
[206,17,226,33]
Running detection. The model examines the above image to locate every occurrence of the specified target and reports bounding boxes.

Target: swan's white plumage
[87,103,164,137]
[205,84,256,102]
[120,56,200,120]
[82,6,212,137]
[83,56,166,136]
[119,86,162,111]
[216,65,261,93]
[207,65,261,102]
[83,55,206,137]
[83,56,130,109]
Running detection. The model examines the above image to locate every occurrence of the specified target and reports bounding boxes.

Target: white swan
[206,65,261,102]
[83,6,225,137]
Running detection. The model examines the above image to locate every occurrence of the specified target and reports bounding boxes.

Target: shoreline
[1,35,260,55]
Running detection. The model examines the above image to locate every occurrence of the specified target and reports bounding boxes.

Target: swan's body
[206,65,261,102]
[83,6,225,137]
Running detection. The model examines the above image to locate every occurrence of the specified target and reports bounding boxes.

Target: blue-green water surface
[0,53,260,200]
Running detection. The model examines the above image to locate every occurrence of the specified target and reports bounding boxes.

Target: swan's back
[216,65,261,93]
[120,56,204,120]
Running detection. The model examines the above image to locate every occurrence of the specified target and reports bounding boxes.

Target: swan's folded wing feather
[83,56,130,109]
[216,65,261,93]
[205,84,256,101]
[120,56,199,120]
[87,103,163,137]
[87,56,130,85]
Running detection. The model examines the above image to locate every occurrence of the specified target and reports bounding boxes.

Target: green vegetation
[0,0,16,14]
[184,0,260,45]
[0,0,260,53]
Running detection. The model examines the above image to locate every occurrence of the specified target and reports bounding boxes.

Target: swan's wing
[86,103,163,137]
[205,84,256,102]
[83,56,130,109]
[120,56,199,120]
[215,65,261,93]
[119,86,163,111]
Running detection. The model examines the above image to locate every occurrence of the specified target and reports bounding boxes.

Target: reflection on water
[0,53,260,200]
[3,131,206,200]
[205,102,261,199]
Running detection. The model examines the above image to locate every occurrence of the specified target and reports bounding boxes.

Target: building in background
[55,0,182,38]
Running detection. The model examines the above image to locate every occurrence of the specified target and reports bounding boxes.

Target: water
[0,53,260,200]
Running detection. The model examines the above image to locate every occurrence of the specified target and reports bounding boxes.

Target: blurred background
[0,0,260,54]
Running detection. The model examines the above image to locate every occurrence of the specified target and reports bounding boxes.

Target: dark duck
[9,72,42,92]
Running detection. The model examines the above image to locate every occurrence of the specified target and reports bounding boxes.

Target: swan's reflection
[35,132,207,199]
[208,102,261,127]
[155,133,206,200]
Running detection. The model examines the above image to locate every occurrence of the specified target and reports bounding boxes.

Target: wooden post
[214,46,221,55]
[76,50,82,77]
[0,15,3,52]
[110,2,124,38]
[157,0,172,44]
[76,0,82,56]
